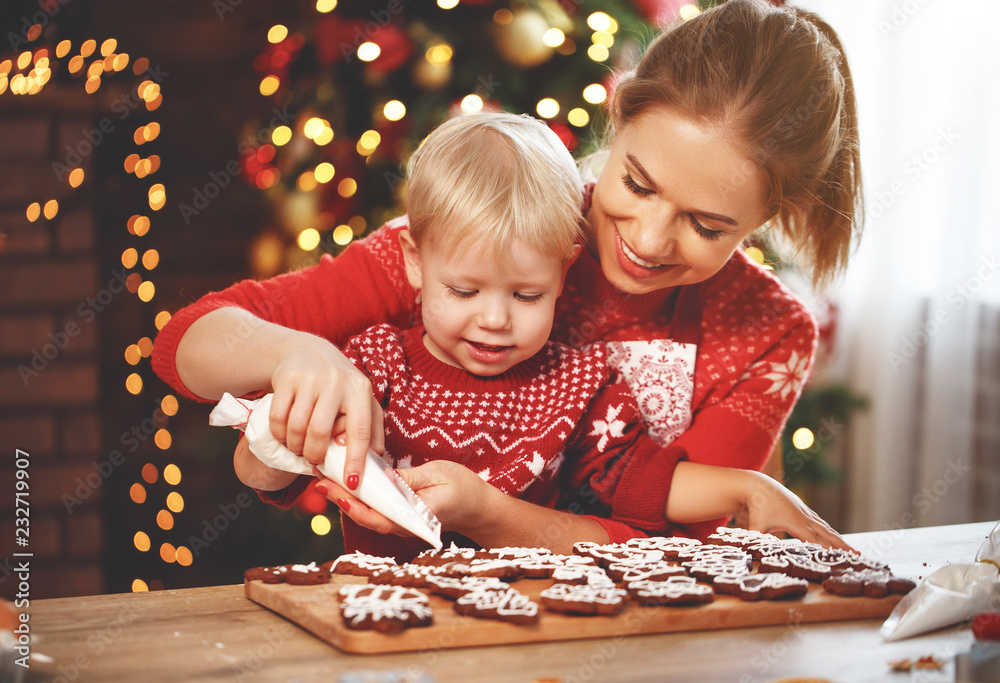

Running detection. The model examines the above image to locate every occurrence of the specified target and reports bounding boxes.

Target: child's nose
[478,298,511,330]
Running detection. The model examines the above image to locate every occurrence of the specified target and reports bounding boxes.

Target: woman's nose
[631,205,679,260]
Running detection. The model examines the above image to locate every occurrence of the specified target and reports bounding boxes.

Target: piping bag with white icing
[880,518,1000,641]
[209,392,442,549]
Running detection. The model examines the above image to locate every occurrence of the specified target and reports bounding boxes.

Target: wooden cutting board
[245,574,904,655]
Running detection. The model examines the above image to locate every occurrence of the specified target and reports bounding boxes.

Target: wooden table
[25,522,993,682]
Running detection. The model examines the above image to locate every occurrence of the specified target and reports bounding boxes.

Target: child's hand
[267,335,385,491]
[742,471,853,551]
[233,436,299,491]
[312,460,491,538]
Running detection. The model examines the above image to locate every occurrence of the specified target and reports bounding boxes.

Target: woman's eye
[514,293,544,303]
[622,172,654,198]
[447,287,476,298]
[689,215,723,241]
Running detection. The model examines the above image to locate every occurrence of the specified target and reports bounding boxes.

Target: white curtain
[798,0,1000,531]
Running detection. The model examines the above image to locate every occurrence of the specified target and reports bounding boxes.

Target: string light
[316,0,337,12]
[460,94,483,114]
[587,44,609,62]
[542,29,566,48]
[4,32,180,588]
[311,514,332,535]
[568,108,590,127]
[587,12,613,31]
[297,228,321,251]
[333,225,353,245]
[267,25,288,43]
[383,100,406,121]
[314,163,335,183]
[272,125,292,146]
[536,98,559,119]
[337,178,357,198]
[583,84,607,104]
[437,0,459,9]
[792,427,815,450]
[680,4,702,20]
[357,42,380,62]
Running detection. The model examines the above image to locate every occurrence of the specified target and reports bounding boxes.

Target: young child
[235,112,846,561]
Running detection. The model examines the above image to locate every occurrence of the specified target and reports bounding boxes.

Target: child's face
[402,232,568,377]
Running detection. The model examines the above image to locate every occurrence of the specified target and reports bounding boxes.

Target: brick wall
[0,88,108,599]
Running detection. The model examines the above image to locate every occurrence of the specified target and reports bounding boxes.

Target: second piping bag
[209,392,442,549]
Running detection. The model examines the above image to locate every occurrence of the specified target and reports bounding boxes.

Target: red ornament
[296,481,330,516]
[631,0,687,27]
[367,24,414,75]
[972,612,1000,641]
[314,16,367,66]
[548,121,578,151]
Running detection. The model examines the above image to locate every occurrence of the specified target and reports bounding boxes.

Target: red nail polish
[347,473,359,490]
[314,483,328,496]
[337,498,351,512]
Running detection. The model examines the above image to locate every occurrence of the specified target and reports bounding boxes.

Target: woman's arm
[152,222,416,487]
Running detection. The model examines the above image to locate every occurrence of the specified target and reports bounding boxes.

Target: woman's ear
[398,229,423,291]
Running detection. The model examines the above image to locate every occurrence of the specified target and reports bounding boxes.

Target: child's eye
[622,172,654,198]
[514,293,544,303]
[446,287,476,299]
[688,215,723,241]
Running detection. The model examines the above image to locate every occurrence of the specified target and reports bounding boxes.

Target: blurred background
[0,0,997,600]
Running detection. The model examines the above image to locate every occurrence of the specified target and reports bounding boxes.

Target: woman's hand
[267,334,385,491]
[233,436,298,491]
[313,460,493,538]
[741,471,854,551]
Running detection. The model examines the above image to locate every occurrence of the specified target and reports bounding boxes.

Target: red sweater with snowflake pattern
[330,323,666,561]
[152,213,818,542]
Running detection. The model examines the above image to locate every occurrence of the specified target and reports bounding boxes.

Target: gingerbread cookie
[605,559,688,584]
[822,569,916,598]
[338,584,433,633]
[412,543,479,566]
[715,572,809,601]
[424,575,509,600]
[277,561,330,585]
[540,582,629,616]
[519,554,596,579]
[626,576,715,606]
[758,554,832,582]
[243,566,286,583]
[370,563,443,588]
[624,536,702,560]
[454,587,540,625]
[484,546,553,561]
[573,542,665,568]
[706,527,782,550]
[327,552,398,577]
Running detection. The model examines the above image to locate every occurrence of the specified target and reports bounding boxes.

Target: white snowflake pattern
[760,351,809,401]
[590,404,626,451]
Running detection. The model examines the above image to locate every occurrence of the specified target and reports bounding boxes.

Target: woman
[152,0,861,550]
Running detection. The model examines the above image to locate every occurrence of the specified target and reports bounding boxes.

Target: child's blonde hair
[609,0,862,288]
[406,112,583,263]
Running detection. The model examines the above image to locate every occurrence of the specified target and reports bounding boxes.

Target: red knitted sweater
[333,323,669,561]
[152,216,817,542]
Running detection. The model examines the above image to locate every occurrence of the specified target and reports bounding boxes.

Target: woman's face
[587,106,771,295]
